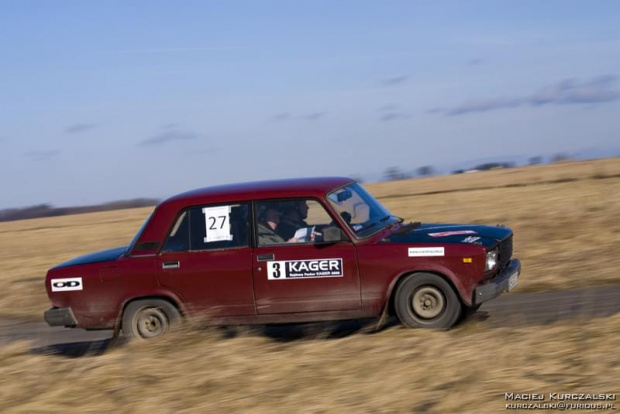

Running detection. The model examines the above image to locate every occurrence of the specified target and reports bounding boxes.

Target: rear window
[162,203,249,252]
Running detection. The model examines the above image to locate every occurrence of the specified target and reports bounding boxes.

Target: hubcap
[412,286,445,319]
[136,308,168,338]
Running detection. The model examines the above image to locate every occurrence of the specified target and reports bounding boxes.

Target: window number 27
[202,206,232,243]
[208,216,227,230]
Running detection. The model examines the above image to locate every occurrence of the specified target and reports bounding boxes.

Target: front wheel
[122,299,181,340]
[394,273,462,329]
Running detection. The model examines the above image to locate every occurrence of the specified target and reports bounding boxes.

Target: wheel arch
[382,269,467,320]
[114,292,185,335]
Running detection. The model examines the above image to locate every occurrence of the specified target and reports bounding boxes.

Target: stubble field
[0,158,619,413]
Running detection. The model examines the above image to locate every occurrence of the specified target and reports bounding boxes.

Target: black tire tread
[394,273,462,329]
[121,298,181,340]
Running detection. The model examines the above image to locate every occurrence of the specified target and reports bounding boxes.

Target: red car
[44,177,520,339]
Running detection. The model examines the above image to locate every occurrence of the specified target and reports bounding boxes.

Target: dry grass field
[0,158,619,413]
[1,157,619,320]
[1,316,619,413]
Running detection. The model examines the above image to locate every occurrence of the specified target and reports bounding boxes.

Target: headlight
[485,248,499,271]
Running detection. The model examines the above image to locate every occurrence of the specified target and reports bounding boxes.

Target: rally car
[44,177,520,339]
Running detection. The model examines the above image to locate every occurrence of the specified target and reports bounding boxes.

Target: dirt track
[1,285,618,357]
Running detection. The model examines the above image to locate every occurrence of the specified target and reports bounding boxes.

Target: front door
[252,199,361,314]
[157,203,255,317]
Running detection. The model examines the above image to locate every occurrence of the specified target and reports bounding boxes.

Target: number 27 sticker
[202,206,233,242]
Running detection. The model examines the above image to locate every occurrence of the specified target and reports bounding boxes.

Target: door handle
[257,254,274,262]
[162,261,180,270]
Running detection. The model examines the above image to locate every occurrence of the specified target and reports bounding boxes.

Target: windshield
[327,182,399,237]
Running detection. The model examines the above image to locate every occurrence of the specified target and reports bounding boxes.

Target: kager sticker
[267,259,343,280]
[51,277,83,292]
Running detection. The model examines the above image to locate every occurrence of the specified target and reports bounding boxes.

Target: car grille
[498,235,513,271]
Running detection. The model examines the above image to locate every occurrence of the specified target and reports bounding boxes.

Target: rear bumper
[44,307,78,327]
[473,259,521,305]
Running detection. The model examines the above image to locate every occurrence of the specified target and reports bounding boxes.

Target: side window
[189,203,249,250]
[255,199,336,246]
[162,203,249,252]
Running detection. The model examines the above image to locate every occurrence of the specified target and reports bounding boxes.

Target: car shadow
[212,317,399,342]
[30,337,125,358]
[31,318,398,358]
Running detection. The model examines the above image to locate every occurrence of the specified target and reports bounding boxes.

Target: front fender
[384,264,472,310]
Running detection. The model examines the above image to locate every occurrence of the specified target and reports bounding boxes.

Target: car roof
[161,176,355,208]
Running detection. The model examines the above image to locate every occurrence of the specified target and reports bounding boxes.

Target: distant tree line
[383,165,435,181]
[0,198,159,222]
[382,153,573,181]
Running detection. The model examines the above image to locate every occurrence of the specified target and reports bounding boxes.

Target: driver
[277,201,310,241]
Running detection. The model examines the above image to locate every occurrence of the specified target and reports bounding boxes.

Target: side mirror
[322,226,346,242]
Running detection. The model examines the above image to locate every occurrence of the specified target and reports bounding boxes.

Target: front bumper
[44,307,78,327]
[473,259,521,305]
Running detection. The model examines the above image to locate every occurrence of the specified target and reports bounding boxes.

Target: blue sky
[1,0,619,208]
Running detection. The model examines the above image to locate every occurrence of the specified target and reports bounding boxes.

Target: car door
[157,203,255,318]
[251,199,361,314]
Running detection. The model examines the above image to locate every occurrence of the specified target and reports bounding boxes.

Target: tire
[394,273,462,329]
[122,299,181,340]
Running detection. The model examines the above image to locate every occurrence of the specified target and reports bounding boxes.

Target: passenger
[257,207,286,245]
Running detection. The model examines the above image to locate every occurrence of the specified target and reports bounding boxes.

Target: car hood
[52,246,127,269]
[384,223,512,249]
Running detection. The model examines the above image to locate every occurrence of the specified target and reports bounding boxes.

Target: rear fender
[113,289,187,336]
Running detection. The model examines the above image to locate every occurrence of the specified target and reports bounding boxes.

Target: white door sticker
[202,206,233,242]
[267,259,343,280]
[408,247,445,257]
[51,277,83,292]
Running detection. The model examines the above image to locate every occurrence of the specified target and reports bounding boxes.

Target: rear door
[157,203,255,317]
[251,199,361,314]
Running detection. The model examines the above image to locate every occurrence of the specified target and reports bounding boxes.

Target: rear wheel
[394,273,462,329]
[122,299,181,340]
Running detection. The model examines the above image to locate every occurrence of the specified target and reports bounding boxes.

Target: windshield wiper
[392,221,421,235]
[362,216,397,233]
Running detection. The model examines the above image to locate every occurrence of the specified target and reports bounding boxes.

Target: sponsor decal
[408,247,445,257]
[267,258,343,280]
[428,230,477,237]
[51,277,83,292]
[462,236,481,243]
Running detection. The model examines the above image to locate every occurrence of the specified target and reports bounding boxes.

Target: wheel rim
[411,286,446,320]
[136,308,168,338]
